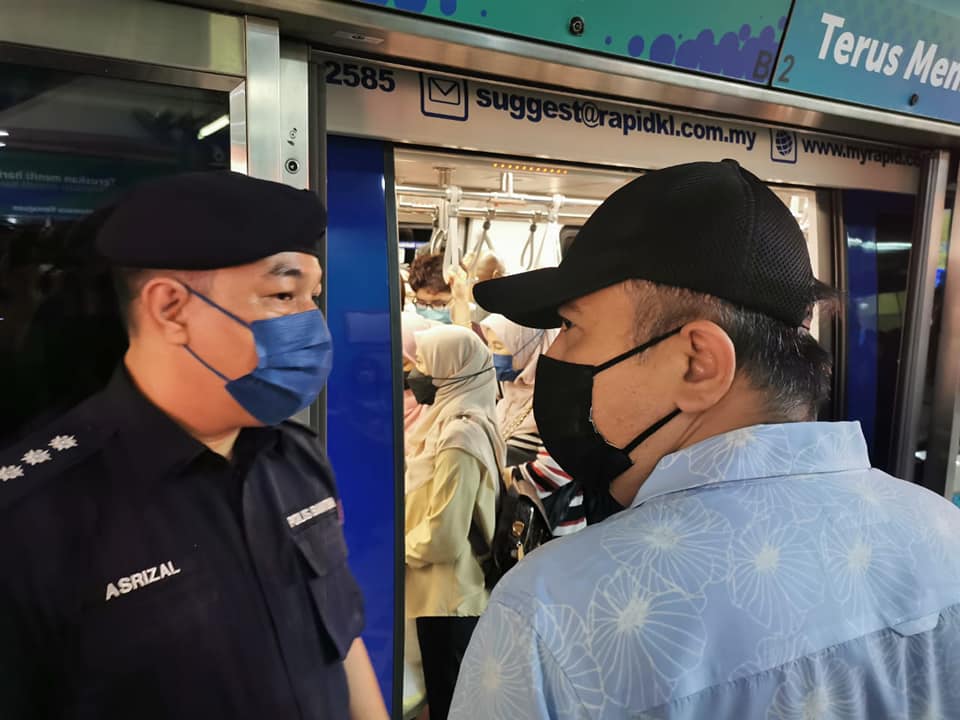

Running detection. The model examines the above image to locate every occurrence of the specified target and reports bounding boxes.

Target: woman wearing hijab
[404,325,503,720]
[479,314,556,465]
[480,314,592,536]
[401,312,436,434]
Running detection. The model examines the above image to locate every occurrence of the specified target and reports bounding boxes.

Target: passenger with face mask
[480,314,590,535]
[401,311,437,433]
[410,252,488,344]
[408,253,453,324]
[450,160,960,719]
[0,172,388,720]
[404,325,503,720]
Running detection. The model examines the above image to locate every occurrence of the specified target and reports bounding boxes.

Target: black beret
[95,171,326,269]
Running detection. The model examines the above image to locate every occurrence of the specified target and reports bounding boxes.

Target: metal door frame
[927,160,960,499]
[0,0,305,188]
[890,151,951,484]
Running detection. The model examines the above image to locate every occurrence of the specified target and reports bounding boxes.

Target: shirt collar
[630,421,871,509]
[101,365,278,485]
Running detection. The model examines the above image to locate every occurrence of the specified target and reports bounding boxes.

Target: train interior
[1,13,956,715]
[382,146,931,717]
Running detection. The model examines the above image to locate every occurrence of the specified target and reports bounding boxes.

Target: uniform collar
[630,421,871,509]
[101,366,278,485]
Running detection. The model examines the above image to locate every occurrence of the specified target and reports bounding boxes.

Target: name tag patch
[287,497,336,528]
[104,561,181,602]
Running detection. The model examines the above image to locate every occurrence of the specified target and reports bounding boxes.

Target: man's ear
[138,278,192,345]
[673,320,737,413]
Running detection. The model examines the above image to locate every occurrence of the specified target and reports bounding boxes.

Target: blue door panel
[325,135,398,712]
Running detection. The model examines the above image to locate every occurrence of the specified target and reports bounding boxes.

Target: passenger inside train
[4,4,960,719]
[403,324,501,720]
[478,314,589,534]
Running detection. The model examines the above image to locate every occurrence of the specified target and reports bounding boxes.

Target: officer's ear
[139,277,192,345]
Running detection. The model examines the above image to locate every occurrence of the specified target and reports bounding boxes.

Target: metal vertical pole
[890,150,949,482]
[309,52,328,443]
[927,158,960,499]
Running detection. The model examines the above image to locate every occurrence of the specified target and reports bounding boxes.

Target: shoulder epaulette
[276,420,336,484]
[0,401,109,511]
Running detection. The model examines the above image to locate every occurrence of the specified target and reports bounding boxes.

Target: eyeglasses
[413,299,452,310]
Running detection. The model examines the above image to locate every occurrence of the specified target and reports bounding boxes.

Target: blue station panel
[325,135,399,711]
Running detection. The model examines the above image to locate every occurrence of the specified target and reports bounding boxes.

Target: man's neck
[124,355,241,459]
[610,393,801,506]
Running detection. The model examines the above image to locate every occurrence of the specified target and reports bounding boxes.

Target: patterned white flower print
[831,476,913,531]
[821,523,915,624]
[767,657,862,720]
[791,424,865,474]
[729,518,822,634]
[731,475,828,525]
[533,605,605,713]
[904,607,960,706]
[903,688,952,720]
[49,434,78,451]
[910,494,960,572]
[602,497,732,595]
[22,449,52,466]
[731,633,813,681]
[453,605,533,718]
[862,624,940,701]
[587,566,706,710]
[687,425,792,482]
[0,465,24,482]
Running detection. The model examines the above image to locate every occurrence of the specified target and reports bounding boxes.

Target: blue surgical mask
[183,287,333,426]
[416,305,452,324]
[493,353,520,382]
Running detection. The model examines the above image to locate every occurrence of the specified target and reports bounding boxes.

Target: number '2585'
[325,61,397,92]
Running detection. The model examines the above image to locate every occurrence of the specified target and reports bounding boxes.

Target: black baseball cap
[96,171,326,269]
[474,159,823,329]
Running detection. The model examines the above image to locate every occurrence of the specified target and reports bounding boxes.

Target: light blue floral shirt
[449,422,960,719]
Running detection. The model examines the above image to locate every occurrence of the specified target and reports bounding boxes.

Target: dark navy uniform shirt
[0,368,365,719]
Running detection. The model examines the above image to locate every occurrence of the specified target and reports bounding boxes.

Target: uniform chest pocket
[73,558,220,674]
[291,512,365,661]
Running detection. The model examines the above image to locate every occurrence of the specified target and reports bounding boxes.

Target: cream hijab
[404,325,505,495]
[401,312,437,432]
[479,314,558,438]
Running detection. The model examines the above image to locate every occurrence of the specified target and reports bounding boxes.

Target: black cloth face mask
[533,327,682,493]
[407,369,439,405]
[406,367,493,406]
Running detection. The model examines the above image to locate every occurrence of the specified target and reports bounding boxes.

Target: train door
[0,6,250,444]
[313,48,948,718]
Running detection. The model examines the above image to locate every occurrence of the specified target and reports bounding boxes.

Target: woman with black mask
[403,325,503,720]
[481,313,625,531]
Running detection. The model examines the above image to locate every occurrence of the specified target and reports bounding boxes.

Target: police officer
[0,172,389,720]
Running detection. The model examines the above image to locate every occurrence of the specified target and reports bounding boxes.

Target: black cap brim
[474,265,618,329]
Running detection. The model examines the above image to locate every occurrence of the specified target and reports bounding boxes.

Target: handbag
[472,468,552,590]
[467,400,553,589]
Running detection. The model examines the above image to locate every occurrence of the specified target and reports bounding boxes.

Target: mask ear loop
[183,284,251,329]
[622,408,682,455]
[179,283,250,383]
[431,365,495,389]
[591,326,684,455]
[510,329,546,362]
[593,327,682,375]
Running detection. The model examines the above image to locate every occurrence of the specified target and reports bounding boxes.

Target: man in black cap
[0,172,388,719]
[449,160,960,719]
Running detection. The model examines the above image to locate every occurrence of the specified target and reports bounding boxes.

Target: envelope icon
[428,77,462,105]
[420,74,469,121]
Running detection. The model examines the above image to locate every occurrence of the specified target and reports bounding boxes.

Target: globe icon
[774,131,794,158]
